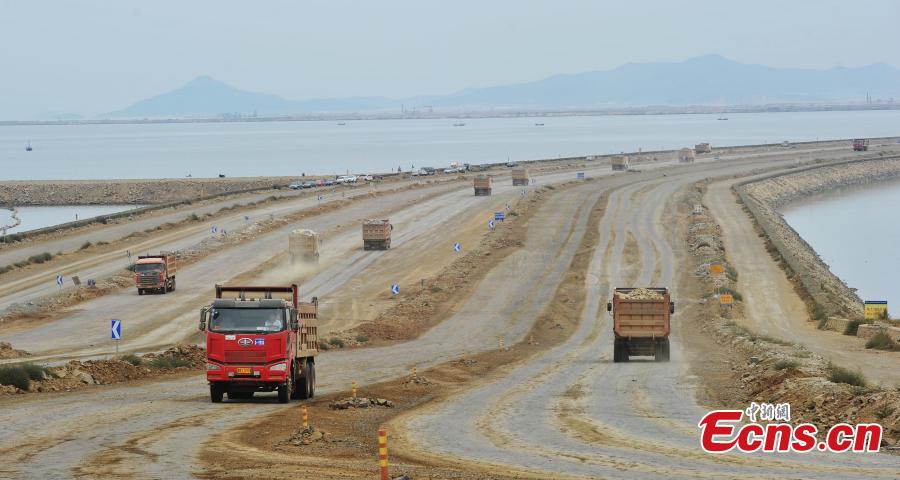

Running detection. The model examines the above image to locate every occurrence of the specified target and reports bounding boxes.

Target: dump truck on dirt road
[611,155,629,171]
[362,219,392,250]
[607,287,674,362]
[853,139,869,151]
[679,148,696,163]
[289,229,320,263]
[511,168,530,186]
[134,253,176,295]
[201,284,319,403]
[474,175,493,196]
[695,143,712,154]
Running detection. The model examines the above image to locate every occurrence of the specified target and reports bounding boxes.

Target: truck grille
[224,350,267,364]
[139,274,159,286]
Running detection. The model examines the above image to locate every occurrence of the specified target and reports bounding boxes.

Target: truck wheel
[171,279,176,291]
[295,360,312,400]
[290,361,302,400]
[210,384,224,403]
[613,343,623,363]
[308,362,316,398]
[138,289,144,296]
[661,341,671,362]
[277,373,291,404]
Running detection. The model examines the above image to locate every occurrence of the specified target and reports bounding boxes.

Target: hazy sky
[2,0,899,119]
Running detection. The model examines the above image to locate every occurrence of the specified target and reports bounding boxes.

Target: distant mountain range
[104,55,900,118]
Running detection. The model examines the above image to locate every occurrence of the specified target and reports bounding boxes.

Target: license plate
[235,367,252,375]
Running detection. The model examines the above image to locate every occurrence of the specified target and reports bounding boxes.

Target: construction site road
[1,143,894,479]
[0,162,645,363]
[0,163,623,479]
[398,152,900,479]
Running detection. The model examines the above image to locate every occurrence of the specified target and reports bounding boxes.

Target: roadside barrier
[352,381,357,398]
[378,427,389,480]
[301,406,308,429]
[412,365,417,380]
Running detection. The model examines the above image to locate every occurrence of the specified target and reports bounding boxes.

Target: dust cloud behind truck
[611,155,629,171]
[362,219,392,250]
[607,287,674,362]
[511,168,529,186]
[289,229,320,263]
[200,284,319,403]
[679,148,696,163]
[474,175,493,196]
[134,253,176,295]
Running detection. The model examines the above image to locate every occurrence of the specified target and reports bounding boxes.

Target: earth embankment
[736,154,900,318]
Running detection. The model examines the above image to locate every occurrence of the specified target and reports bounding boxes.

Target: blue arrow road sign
[111,319,121,340]
[577,172,585,180]
[391,283,400,295]
[55,275,63,286]
[454,242,461,252]
[488,219,495,230]
[494,211,505,221]
[211,225,218,234]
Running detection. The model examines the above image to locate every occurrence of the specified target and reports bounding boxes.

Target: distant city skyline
[1,0,899,119]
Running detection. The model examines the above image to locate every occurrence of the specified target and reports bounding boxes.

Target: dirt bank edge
[735,154,900,319]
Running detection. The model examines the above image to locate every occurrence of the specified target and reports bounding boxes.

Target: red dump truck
[607,287,674,362]
[852,139,869,151]
[201,284,319,403]
[134,253,176,295]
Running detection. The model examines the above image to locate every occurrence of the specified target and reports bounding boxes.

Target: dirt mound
[143,344,206,368]
[280,427,334,446]
[1,345,205,395]
[328,397,395,410]
[615,288,664,300]
[0,342,30,359]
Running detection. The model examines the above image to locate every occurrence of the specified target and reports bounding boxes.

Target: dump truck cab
[134,253,176,295]
[201,285,318,403]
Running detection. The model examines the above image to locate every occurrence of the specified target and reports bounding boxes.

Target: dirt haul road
[1,144,890,479]
[0,165,620,479]
[707,176,900,387]
[395,154,900,479]
[0,164,625,362]
[0,178,432,311]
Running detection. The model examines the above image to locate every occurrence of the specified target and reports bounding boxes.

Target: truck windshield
[209,308,286,334]
[134,264,162,273]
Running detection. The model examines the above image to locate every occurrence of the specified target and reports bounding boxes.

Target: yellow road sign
[720,293,734,305]
[709,264,724,275]
[864,301,888,320]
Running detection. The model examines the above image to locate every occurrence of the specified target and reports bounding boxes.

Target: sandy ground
[1,142,896,479]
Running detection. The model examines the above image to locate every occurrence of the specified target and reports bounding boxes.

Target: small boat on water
[452,123,466,127]
[25,141,32,152]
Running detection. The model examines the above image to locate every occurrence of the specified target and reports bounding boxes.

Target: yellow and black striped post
[378,426,389,480]
[498,336,505,350]
[412,365,417,380]
[352,381,357,399]
[301,406,308,429]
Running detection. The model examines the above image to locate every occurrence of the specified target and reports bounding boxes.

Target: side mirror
[199,306,209,331]
[670,302,675,314]
[606,302,612,312]
[311,296,319,307]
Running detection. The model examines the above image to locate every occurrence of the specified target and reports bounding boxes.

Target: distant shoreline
[2,103,898,127]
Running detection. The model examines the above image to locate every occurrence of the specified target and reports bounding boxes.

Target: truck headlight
[269,362,287,372]
[206,363,220,370]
